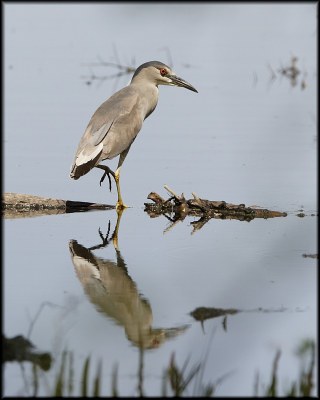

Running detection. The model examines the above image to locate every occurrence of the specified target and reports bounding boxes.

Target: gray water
[4,3,317,397]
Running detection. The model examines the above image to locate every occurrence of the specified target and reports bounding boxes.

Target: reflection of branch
[159,46,173,68]
[81,45,136,89]
[83,57,135,72]
[278,56,300,83]
[27,302,64,339]
[163,215,183,234]
[252,70,258,87]
[81,51,135,90]
[265,55,306,90]
[81,46,187,90]
[267,63,277,86]
[190,216,210,234]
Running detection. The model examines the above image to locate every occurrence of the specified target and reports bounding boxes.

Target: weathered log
[190,307,239,321]
[144,186,287,231]
[190,305,288,325]
[302,253,318,259]
[2,192,114,219]
[3,334,52,371]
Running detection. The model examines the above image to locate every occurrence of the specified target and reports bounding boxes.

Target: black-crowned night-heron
[70,60,198,210]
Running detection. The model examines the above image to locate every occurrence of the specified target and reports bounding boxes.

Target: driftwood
[3,334,52,371]
[3,188,289,226]
[190,306,288,323]
[144,185,287,233]
[190,306,288,332]
[2,192,114,219]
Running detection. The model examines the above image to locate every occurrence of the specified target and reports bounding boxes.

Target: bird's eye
[160,68,167,76]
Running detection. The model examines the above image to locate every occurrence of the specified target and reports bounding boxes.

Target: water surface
[4,3,317,396]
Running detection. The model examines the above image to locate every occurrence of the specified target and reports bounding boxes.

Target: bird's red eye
[160,68,167,76]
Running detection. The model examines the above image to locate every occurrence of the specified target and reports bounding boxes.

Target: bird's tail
[70,149,103,180]
[70,164,80,180]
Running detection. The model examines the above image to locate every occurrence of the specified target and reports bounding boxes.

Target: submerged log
[144,185,287,232]
[190,305,288,332]
[190,307,239,321]
[2,192,114,219]
[3,334,52,371]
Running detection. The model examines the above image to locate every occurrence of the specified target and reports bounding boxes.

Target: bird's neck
[131,81,159,120]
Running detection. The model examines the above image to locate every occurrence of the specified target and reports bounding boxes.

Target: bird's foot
[95,165,116,192]
[99,170,112,191]
[116,201,129,212]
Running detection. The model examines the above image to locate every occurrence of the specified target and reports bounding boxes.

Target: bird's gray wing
[70,87,140,179]
[88,119,115,147]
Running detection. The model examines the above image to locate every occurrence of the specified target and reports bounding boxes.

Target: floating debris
[144,185,287,233]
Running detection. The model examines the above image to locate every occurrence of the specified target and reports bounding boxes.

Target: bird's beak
[167,74,198,93]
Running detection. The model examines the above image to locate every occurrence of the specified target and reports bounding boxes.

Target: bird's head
[131,61,198,93]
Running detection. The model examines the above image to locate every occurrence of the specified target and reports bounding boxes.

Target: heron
[70,60,198,211]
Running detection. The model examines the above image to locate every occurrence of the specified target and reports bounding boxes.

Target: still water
[4,3,317,397]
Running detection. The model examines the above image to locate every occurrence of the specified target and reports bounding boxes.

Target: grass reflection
[3,331,315,396]
[31,338,314,396]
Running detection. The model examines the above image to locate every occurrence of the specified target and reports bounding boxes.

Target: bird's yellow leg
[112,207,125,251]
[115,167,129,211]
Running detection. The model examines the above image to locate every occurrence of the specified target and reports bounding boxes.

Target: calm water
[4,3,317,396]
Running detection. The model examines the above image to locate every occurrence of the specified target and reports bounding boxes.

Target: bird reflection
[69,210,188,349]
